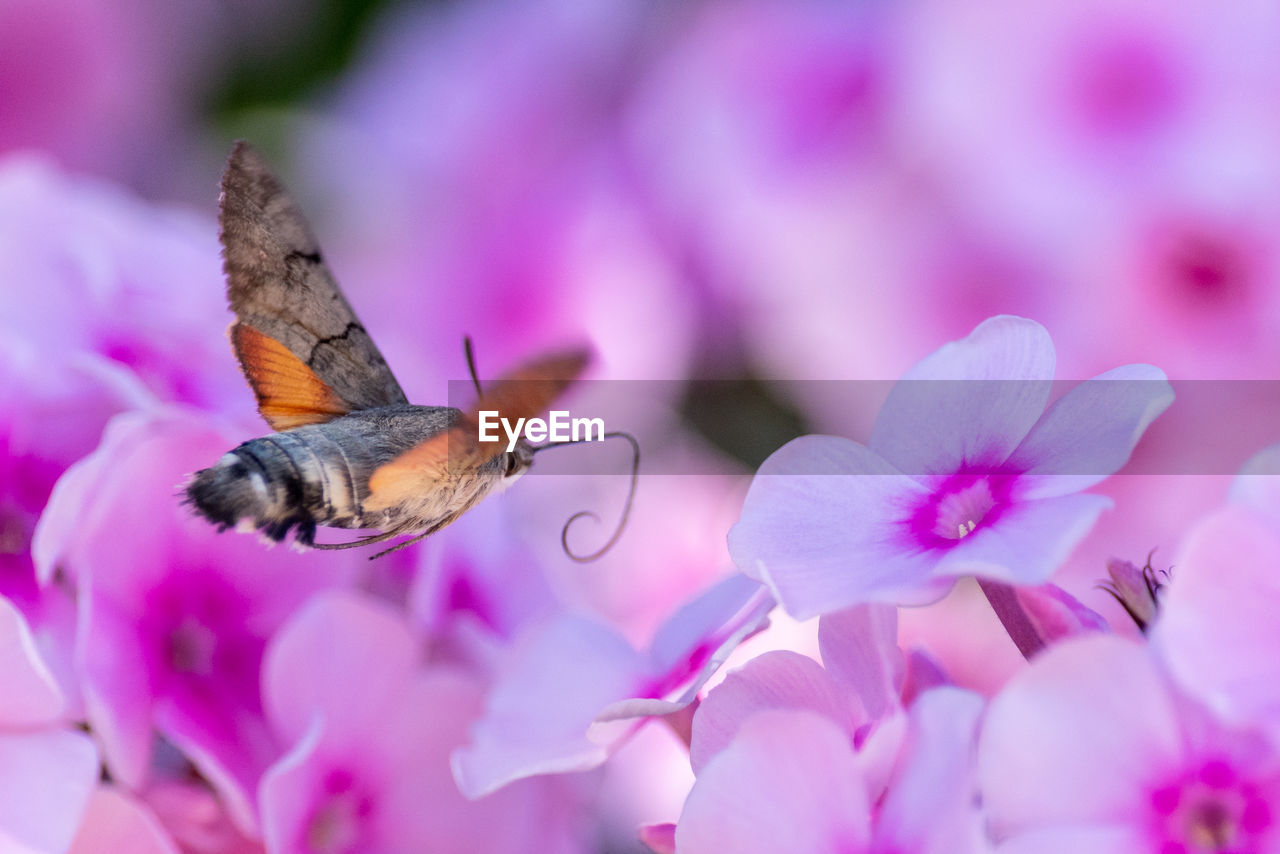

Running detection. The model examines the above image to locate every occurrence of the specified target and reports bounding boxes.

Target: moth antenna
[532,430,640,562]
[463,336,484,398]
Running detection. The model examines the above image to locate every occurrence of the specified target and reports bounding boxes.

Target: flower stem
[977,579,1047,660]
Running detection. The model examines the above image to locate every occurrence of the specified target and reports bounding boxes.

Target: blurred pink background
[2,0,1278,851]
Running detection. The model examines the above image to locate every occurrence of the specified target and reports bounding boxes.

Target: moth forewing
[186,141,591,554]
[219,141,407,416]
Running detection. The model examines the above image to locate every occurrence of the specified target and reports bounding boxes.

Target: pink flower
[452,574,772,798]
[0,337,154,627]
[1152,504,1280,736]
[896,0,1275,192]
[690,603,907,775]
[0,0,331,195]
[0,156,243,413]
[980,633,1280,853]
[0,154,250,617]
[729,315,1172,617]
[34,410,360,835]
[1006,582,1111,646]
[260,590,584,854]
[676,687,988,854]
[679,710,875,854]
[0,726,100,854]
[0,595,100,854]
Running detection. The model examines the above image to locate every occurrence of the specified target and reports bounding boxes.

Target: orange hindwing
[231,323,352,430]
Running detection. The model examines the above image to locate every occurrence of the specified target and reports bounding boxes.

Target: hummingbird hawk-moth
[185,141,615,558]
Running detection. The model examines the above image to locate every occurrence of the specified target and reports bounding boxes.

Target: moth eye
[504,453,520,477]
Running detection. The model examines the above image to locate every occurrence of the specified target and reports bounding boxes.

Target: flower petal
[647,573,769,676]
[1230,443,1280,522]
[639,823,676,854]
[817,604,903,721]
[995,826,1148,854]
[1008,364,1174,498]
[263,592,418,747]
[729,435,944,617]
[676,710,871,854]
[1012,584,1109,645]
[1152,506,1280,729]
[76,588,153,790]
[589,578,774,740]
[0,597,64,726]
[451,615,643,798]
[0,729,99,854]
[869,316,1055,476]
[936,493,1111,587]
[877,688,988,854]
[258,715,327,854]
[689,651,859,774]
[979,635,1183,834]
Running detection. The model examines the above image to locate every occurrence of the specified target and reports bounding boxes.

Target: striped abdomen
[186,404,480,546]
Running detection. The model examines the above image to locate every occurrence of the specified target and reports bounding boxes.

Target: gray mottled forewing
[219,141,408,412]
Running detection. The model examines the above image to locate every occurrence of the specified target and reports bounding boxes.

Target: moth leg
[368,531,434,560]
[367,511,466,560]
[310,527,410,550]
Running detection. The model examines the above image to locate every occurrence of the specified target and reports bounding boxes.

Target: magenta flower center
[908,473,1014,549]
[167,617,218,675]
[1149,760,1272,853]
[305,769,374,854]
[931,479,995,540]
[137,568,265,716]
[0,510,24,554]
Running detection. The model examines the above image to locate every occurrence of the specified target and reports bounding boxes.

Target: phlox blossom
[1152,501,1280,739]
[729,315,1172,617]
[675,688,988,854]
[34,410,360,835]
[664,602,985,853]
[980,633,1280,854]
[689,603,905,775]
[0,155,244,414]
[451,573,772,798]
[260,591,583,854]
[0,596,99,854]
[982,471,1280,854]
